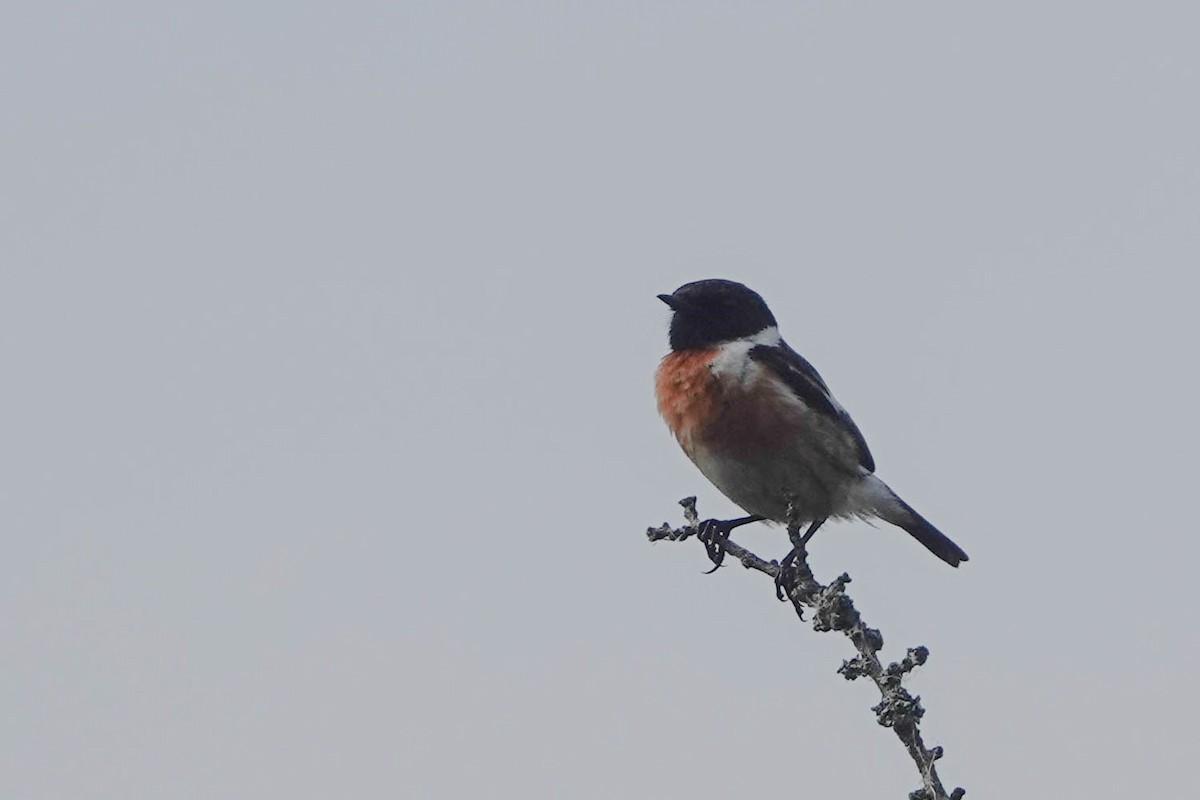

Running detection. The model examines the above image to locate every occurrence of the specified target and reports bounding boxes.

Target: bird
[655,278,967,572]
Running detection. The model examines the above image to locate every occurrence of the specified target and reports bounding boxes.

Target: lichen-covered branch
[646,497,965,800]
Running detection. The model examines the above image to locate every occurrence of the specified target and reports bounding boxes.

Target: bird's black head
[658,279,777,351]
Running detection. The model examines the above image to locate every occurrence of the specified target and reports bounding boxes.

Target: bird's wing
[748,343,876,472]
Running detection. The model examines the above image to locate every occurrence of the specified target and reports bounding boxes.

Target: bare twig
[646,497,965,800]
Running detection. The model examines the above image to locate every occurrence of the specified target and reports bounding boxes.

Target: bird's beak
[657,293,679,310]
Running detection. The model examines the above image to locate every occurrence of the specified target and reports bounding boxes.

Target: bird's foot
[694,515,764,573]
[774,518,825,600]
[696,518,733,573]
[774,547,800,601]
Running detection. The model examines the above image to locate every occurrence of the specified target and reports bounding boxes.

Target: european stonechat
[656,279,968,569]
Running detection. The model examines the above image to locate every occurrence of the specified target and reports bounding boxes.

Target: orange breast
[655,348,721,453]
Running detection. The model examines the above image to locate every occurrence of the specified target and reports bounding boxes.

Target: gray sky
[4,2,1198,797]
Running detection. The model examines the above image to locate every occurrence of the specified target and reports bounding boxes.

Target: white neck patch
[744,326,781,347]
[709,326,781,382]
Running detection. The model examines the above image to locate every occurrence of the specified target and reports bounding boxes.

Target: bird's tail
[867,479,968,567]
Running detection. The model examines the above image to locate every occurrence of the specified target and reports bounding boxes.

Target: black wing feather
[748,343,876,472]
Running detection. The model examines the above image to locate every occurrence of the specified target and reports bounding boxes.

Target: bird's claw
[693,514,766,573]
[697,518,731,572]
[774,547,799,601]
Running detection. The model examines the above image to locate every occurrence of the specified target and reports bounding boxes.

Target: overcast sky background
[4,3,1199,798]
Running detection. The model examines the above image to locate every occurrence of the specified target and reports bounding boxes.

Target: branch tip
[646,498,964,799]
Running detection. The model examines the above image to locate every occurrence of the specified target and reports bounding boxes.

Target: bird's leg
[696,515,765,572]
[775,518,826,600]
